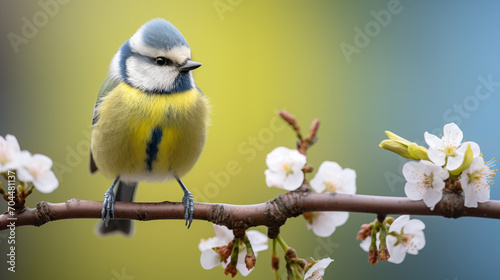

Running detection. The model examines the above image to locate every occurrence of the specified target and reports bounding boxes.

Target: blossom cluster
[197,122,495,276]
[199,146,345,278]
[199,225,268,277]
[359,215,425,264]
[0,134,58,193]
[265,147,356,238]
[381,123,496,209]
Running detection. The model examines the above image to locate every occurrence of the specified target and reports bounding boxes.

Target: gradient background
[1,0,499,279]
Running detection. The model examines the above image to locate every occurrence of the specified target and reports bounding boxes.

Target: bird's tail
[96,181,137,236]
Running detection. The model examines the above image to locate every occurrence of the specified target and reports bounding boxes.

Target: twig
[2,190,499,232]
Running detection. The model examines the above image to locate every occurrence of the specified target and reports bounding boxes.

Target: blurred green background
[1,0,499,279]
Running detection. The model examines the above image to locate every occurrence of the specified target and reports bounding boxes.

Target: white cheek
[126,56,178,92]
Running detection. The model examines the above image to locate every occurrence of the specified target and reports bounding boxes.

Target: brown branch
[2,191,500,232]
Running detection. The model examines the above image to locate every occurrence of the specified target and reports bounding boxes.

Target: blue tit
[90,18,209,235]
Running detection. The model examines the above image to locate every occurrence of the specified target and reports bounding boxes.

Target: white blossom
[403,160,448,210]
[199,225,268,276]
[424,123,480,171]
[306,161,356,237]
[304,257,334,280]
[0,134,22,172]
[460,156,496,208]
[386,215,426,264]
[265,147,307,191]
[17,151,59,193]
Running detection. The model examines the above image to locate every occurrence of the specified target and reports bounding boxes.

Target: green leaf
[449,144,473,176]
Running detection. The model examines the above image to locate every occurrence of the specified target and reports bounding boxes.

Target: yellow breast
[91,82,209,182]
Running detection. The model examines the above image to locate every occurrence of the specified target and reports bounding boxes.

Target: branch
[2,190,500,232]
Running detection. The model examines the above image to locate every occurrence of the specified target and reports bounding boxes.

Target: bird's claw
[182,192,194,228]
[101,189,115,227]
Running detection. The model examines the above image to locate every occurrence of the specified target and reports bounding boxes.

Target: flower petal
[424,132,442,149]
[427,148,446,166]
[423,161,449,180]
[5,135,21,153]
[15,151,34,182]
[402,161,424,184]
[442,123,463,147]
[291,151,307,169]
[468,155,485,170]
[404,219,426,233]
[33,170,59,193]
[265,169,286,189]
[200,249,222,270]
[456,141,480,157]
[213,224,234,243]
[310,161,342,193]
[446,154,464,171]
[309,176,326,193]
[404,182,424,201]
[283,171,304,191]
[389,215,410,233]
[282,171,304,191]
[318,161,342,176]
[199,225,234,251]
[475,185,490,203]
[339,168,357,194]
[236,249,253,276]
[463,183,478,208]
[309,212,348,237]
[304,257,333,280]
[406,231,425,255]
[265,147,289,171]
[33,154,53,169]
[246,230,268,253]
[359,236,371,252]
[387,236,407,264]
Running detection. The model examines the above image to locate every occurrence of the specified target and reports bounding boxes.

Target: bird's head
[110,18,201,94]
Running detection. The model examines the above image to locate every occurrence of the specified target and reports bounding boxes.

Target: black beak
[179,60,202,72]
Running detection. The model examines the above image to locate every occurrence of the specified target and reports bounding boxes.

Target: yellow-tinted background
[1,0,499,279]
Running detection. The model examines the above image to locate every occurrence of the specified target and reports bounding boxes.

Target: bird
[90,18,209,235]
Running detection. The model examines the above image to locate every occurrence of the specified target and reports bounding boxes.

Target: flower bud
[356,224,371,240]
[408,143,429,161]
[380,131,429,161]
[368,246,378,266]
[378,244,390,262]
[245,254,256,270]
[271,254,280,271]
[224,263,238,278]
[216,241,234,261]
[379,139,412,159]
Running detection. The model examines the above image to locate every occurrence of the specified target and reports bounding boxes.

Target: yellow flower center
[444,145,457,157]
[420,173,434,189]
[283,163,294,176]
[323,181,337,192]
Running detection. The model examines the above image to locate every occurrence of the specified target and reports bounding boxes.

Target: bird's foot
[182,191,194,228]
[101,188,116,226]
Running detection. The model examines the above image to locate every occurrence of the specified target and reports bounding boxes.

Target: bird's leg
[102,176,120,227]
[176,177,194,228]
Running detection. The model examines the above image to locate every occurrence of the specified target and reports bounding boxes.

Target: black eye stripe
[154,57,173,66]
